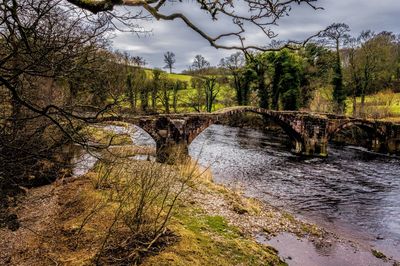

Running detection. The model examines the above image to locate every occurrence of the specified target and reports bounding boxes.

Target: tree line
[219,23,400,116]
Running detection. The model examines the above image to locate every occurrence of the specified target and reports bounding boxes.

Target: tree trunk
[151,89,157,110]
[173,90,178,113]
[233,75,243,105]
[352,93,357,117]
[141,90,148,112]
[163,90,170,114]
[10,94,23,131]
[257,70,269,109]
[360,93,366,118]
[272,83,280,111]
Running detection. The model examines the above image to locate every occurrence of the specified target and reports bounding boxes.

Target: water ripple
[189,124,400,259]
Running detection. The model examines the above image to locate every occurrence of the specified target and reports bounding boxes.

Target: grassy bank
[0,160,289,265]
[54,158,288,265]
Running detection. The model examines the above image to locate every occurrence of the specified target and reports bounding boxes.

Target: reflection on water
[189,124,400,260]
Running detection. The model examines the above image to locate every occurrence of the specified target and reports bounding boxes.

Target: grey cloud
[111,0,400,72]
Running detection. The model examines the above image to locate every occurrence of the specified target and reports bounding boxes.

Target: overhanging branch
[66,0,323,51]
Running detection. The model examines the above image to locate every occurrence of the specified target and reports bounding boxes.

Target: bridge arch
[128,124,157,147]
[246,110,304,154]
[186,108,305,154]
[329,121,385,141]
[328,120,386,153]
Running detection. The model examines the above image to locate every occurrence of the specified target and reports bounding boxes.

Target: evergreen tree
[266,50,302,110]
[332,56,346,113]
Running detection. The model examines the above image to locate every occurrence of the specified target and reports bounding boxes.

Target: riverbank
[1,156,396,265]
[0,159,286,265]
[165,163,398,266]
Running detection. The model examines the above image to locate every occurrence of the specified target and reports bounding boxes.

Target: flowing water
[188,124,400,261]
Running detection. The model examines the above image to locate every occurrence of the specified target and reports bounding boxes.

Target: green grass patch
[167,73,193,82]
[143,206,286,266]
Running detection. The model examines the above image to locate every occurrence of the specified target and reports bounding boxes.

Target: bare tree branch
[67,0,324,51]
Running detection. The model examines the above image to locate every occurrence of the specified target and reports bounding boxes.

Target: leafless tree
[319,23,351,55]
[157,74,173,113]
[319,23,351,113]
[220,52,247,105]
[192,54,210,72]
[163,51,176,74]
[342,37,362,116]
[187,77,205,112]
[204,76,220,112]
[0,0,121,194]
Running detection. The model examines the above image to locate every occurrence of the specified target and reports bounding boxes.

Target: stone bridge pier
[298,126,329,157]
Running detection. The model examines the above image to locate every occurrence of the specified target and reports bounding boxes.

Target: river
[187,124,400,262]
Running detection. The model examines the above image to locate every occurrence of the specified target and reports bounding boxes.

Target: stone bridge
[99,106,400,162]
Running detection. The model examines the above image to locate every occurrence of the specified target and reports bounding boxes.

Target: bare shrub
[77,155,203,264]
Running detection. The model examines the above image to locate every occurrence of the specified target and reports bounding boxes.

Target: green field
[345,90,400,121]
[309,87,400,122]
[143,69,192,82]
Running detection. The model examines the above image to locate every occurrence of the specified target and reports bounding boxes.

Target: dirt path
[0,177,84,265]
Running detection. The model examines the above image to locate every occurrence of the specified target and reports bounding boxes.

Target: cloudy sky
[111,0,400,72]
